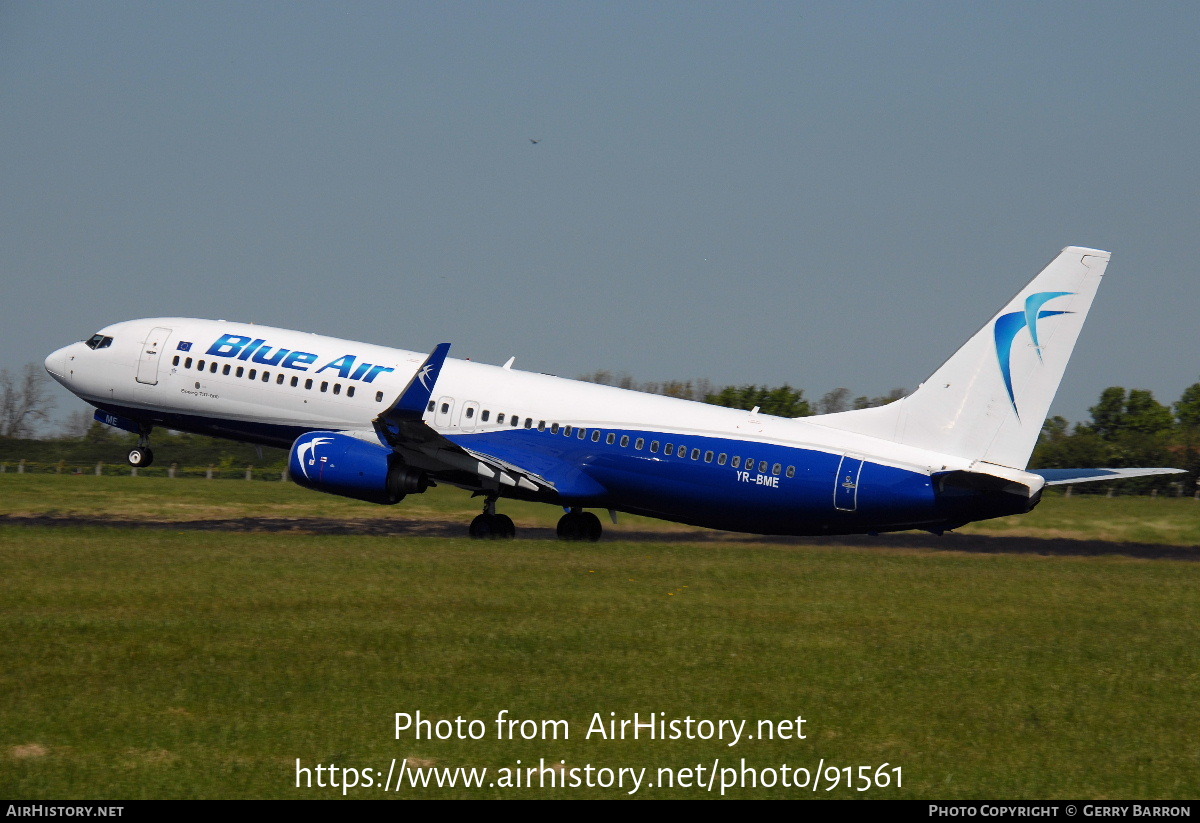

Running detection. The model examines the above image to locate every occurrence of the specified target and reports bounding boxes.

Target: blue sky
[3,1,1197,428]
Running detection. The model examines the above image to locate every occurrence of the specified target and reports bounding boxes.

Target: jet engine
[288,431,430,504]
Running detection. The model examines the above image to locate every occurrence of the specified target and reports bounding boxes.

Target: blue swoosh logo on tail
[993,291,1074,417]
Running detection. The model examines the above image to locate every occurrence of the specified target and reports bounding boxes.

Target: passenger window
[466,407,474,418]
[185,357,193,369]
[376,391,383,402]
[172,356,180,366]
[538,420,546,431]
[290,376,298,387]
[481,410,489,422]
[563,425,571,437]
[664,444,674,456]
[198,359,205,370]
[210,362,218,373]
[237,367,245,378]
[691,449,700,460]
[679,445,687,457]
[277,374,284,385]
[772,463,781,475]
[650,441,659,453]
[333,383,341,395]
[525,419,533,429]
[786,466,796,478]
[512,416,521,427]
[320,381,328,392]
[717,453,727,465]
[635,438,644,450]
[577,428,586,439]
[759,460,768,473]
[304,378,312,389]
[347,386,355,398]
[620,435,630,447]
[549,422,557,433]
[248,369,257,380]
[731,456,741,468]
[591,430,601,442]
[224,365,232,376]
[705,451,714,463]
[497,413,505,424]
[441,403,449,414]
[427,401,435,412]
[606,433,616,445]
[262,372,270,382]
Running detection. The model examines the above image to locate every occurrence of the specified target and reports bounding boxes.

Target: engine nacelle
[288,431,430,505]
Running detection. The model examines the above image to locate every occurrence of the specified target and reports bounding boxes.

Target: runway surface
[3,514,1196,560]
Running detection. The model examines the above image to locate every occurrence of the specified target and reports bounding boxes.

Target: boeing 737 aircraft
[44,246,1181,540]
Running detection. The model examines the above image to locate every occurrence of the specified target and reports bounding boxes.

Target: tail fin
[814,246,1110,470]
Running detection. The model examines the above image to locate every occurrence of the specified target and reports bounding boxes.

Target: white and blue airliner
[44,247,1181,540]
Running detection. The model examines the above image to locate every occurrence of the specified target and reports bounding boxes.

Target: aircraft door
[834,454,864,511]
[135,327,172,385]
[459,401,479,432]
[434,396,454,428]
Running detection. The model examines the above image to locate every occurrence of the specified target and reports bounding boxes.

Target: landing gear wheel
[469,513,516,540]
[579,511,602,542]
[127,447,154,468]
[492,514,516,539]
[469,514,494,539]
[557,511,602,542]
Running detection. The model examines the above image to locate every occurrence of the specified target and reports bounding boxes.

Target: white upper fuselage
[46,317,964,476]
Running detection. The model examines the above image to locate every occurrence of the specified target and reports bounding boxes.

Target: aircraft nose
[44,346,70,382]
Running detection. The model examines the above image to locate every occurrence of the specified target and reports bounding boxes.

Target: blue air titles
[205,334,395,383]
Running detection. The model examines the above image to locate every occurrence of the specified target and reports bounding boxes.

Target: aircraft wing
[1029,467,1187,485]
[371,344,557,494]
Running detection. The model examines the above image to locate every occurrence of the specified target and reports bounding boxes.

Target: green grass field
[2,473,1199,545]
[1,476,1198,798]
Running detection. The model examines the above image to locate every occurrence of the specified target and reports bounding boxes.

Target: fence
[1,459,1196,499]
[0,460,289,482]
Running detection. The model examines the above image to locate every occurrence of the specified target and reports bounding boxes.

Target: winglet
[379,343,451,423]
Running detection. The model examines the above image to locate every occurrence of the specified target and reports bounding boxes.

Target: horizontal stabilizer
[1031,467,1187,486]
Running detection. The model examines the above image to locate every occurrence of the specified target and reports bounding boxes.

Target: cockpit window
[85,334,114,350]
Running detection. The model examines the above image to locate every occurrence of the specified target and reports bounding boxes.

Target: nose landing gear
[126,429,154,468]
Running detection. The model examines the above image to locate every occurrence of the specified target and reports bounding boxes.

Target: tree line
[582,371,1200,492]
[4,361,1198,491]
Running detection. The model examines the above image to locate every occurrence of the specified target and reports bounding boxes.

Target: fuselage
[45,317,1007,536]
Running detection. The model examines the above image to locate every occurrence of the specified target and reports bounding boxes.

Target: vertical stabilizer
[814,246,1109,470]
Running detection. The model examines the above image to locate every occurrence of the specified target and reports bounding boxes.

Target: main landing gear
[126,429,154,468]
[557,508,602,542]
[469,498,516,540]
